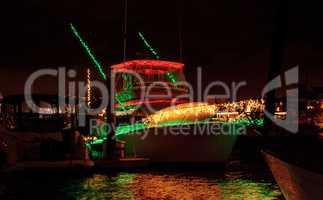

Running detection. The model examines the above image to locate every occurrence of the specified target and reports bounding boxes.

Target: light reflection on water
[58,172,282,200]
[219,179,282,200]
[62,174,136,200]
[0,161,283,200]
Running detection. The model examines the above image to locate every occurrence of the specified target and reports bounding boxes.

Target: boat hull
[118,124,238,163]
[262,150,323,200]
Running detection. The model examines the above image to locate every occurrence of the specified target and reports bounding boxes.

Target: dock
[0,158,150,172]
[5,160,94,172]
[94,158,150,169]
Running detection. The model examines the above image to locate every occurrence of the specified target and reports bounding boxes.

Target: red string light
[114,98,188,108]
[111,60,184,70]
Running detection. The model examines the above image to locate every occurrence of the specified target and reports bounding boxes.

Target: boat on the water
[261,89,323,200]
[117,122,238,163]
[0,94,92,170]
[108,60,240,163]
[262,136,323,200]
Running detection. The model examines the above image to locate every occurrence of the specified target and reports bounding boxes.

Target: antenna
[123,0,128,61]
[264,0,289,134]
[177,0,184,62]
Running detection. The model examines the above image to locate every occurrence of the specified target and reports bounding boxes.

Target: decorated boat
[107,60,243,163]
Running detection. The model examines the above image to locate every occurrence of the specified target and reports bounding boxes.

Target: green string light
[137,32,179,83]
[115,90,134,105]
[114,73,136,111]
[166,72,177,83]
[70,23,131,112]
[70,23,107,80]
[115,118,264,138]
[138,32,160,60]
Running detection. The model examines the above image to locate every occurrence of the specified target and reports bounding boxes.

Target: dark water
[0,161,283,200]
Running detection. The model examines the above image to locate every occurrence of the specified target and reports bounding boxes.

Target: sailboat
[260,1,323,199]
[262,136,323,200]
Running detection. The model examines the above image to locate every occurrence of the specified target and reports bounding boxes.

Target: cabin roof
[111,60,184,70]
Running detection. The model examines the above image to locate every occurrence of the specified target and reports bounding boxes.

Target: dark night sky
[0,0,322,98]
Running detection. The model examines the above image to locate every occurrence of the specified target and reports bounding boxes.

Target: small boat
[0,94,93,170]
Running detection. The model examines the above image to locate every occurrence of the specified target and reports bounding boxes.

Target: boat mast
[177,0,183,62]
[264,0,289,135]
[123,0,128,61]
[105,0,129,159]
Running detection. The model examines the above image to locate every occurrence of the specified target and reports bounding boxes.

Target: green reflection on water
[60,173,281,200]
[62,173,136,200]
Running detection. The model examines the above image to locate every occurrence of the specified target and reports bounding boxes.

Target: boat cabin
[0,94,77,132]
[111,60,190,124]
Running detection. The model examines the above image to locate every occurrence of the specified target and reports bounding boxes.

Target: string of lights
[70,23,130,112]
[136,34,179,83]
[138,32,160,60]
[143,100,265,126]
[70,23,107,80]
[143,103,219,126]
[166,72,177,83]
[111,60,184,70]
[87,68,92,106]
[89,99,266,138]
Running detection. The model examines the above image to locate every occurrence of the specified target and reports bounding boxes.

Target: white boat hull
[262,150,323,200]
[118,124,238,163]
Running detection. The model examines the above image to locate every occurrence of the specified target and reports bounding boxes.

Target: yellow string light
[87,68,92,107]
[143,100,265,126]
[144,103,218,126]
